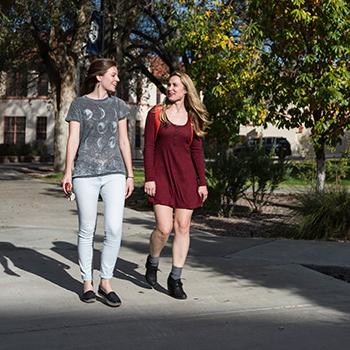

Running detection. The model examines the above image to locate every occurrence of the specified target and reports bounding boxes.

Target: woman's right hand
[61,172,72,194]
[144,181,156,197]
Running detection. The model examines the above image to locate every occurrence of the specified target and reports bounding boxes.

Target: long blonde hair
[159,71,210,137]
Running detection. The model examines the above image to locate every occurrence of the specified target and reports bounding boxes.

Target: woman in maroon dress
[143,71,209,299]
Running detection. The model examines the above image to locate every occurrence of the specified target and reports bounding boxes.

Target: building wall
[0,68,54,160]
[239,123,350,158]
[239,124,306,156]
[0,97,54,152]
[128,78,165,159]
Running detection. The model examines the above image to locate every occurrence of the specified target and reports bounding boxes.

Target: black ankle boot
[167,275,187,300]
[145,256,158,287]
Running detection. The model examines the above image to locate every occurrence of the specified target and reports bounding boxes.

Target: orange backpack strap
[153,105,162,139]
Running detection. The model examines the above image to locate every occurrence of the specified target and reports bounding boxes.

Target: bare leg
[166,208,192,299]
[145,205,173,286]
[149,204,174,257]
[172,208,193,267]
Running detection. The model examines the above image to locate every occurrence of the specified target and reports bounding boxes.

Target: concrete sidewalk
[1,164,350,349]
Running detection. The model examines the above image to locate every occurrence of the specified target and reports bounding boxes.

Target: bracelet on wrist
[127,176,134,179]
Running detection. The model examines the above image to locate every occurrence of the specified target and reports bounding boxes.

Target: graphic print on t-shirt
[65,96,130,178]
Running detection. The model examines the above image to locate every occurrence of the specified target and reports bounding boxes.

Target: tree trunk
[315,143,326,192]
[53,60,77,171]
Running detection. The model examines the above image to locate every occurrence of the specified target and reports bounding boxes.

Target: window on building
[6,70,28,97]
[135,120,141,148]
[4,117,26,144]
[36,116,47,141]
[37,73,49,96]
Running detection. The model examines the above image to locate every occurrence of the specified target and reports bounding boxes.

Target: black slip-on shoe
[80,290,96,303]
[98,287,121,307]
[145,257,158,287]
[167,276,187,300]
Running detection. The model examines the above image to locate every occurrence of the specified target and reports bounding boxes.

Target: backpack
[153,105,194,144]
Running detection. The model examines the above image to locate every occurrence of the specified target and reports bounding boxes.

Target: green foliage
[132,168,145,187]
[0,1,92,71]
[206,152,250,216]
[206,145,288,215]
[293,187,350,240]
[248,0,350,190]
[288,159,349,183]
[0,0,94,170]
[288,160,315,182]
[173,1,263,148]
[326,159,349,182]
[242,146,288,212]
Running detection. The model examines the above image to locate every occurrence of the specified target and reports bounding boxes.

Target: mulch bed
[191,194,298,238]
[126,187,298,239]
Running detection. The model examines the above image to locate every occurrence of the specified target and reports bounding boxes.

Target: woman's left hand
[198,185,208,203]
[125,177,134,199]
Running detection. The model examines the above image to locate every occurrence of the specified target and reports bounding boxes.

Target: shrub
[0,144,18,156]
[288,158,350,183]
[242,146,288,212]
[288,160,315,181]
[206,151,249,216]
[206,145,288,216]
[0,142,52,162]
[292,187,350,240]
[326,158,349,183]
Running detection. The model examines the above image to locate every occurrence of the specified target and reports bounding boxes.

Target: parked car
[234,137,292,158]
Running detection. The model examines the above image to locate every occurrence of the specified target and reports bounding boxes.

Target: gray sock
[148,255,159,267]
[170,265,183,280]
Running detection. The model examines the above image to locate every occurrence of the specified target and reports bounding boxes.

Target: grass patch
[133,168,144,186]
[45,172,63,180]
[337,179,350,187]
[280,178,309,187]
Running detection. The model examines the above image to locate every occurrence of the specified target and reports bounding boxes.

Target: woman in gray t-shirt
[62,58,134,307]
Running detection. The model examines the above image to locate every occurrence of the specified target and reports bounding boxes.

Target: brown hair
[80,58,117,96]
[160,71,210,136]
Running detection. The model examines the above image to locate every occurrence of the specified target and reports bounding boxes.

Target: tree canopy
[248,0,350,190]
[0,0,93,170]
[168,0,262,151]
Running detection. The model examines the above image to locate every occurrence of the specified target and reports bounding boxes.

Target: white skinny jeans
[73,174,126,281]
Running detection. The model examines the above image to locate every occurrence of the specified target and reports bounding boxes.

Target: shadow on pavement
[2,305,350,350]
[123,216,156,231]
[0,242,81,295]
[122,232,350,315]
[51,241,154,291]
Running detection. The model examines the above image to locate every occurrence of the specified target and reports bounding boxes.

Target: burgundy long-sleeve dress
[143,105,206,209]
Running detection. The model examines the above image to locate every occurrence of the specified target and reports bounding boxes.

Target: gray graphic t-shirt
[65,95,130,178]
